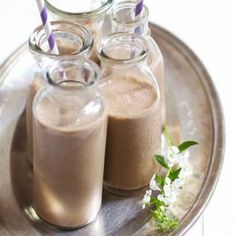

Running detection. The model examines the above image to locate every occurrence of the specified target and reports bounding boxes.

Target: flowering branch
[142,125,198,232]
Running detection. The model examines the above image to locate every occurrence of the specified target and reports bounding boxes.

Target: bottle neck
[45,58,100,107]
[45,0,114,19]
[29,21,93,69]
[109,1,149,36]
[97,32,149,68]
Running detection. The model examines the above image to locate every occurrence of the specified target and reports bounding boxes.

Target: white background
[0,0,235,235]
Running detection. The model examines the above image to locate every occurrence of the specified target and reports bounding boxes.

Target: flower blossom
[149,174,160,191]
[142,190,152,209]
[157,177,179,206]
[164,146,180,168]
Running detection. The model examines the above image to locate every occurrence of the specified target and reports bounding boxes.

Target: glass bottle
[109,1,165,124]
[97,32,162,195]
[45,0,114,63]
[33,58,108,228]
[27,20,93,164]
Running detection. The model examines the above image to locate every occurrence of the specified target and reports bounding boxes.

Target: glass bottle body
[97,33,162,194]
[33,59,108,227]
[109,1,165,123]
[27,21,93,164]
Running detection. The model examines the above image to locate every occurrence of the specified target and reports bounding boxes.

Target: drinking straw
[35,0,59,55]
[135,0,144,17]
[131,0,144,57]
[134,0,144,34]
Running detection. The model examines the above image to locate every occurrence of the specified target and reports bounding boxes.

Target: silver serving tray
[0,23,225,236]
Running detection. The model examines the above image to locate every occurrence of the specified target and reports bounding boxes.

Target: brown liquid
[56,41,78,55]
[33,103,108,227]
[101,76,161,191]
[26,74,45,163]
[26,45,88,163]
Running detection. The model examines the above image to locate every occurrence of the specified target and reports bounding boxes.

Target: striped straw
[130,0,144,58]
[35,0,59,55]
[135,0,144,17]
[134,0,144,34]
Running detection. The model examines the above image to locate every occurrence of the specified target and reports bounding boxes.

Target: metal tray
[0,23,225,236]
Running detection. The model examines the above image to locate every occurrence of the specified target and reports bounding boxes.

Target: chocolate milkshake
[109,1,165,123]
[33,104,107,227]
[26,74,45,164]
[27,21,93,164]
[97,33,162,193]
[33,59,107,227]
[101,76,161,191]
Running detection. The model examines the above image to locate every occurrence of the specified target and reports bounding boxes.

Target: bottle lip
[46,57,101,91]
[45,0,114,18]
[28,20,93,58]
[110,1,149,27]
[97,32,149,65]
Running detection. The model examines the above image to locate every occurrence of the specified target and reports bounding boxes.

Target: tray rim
[150,23,225,235]
[0,23,225,235]
[0,43,28,85]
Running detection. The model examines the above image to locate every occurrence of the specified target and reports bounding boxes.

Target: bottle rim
[46,57,101,91]
[110,1,149,27]
[45,0,114,19]
[97,32,149,65]
[28,20,93,58]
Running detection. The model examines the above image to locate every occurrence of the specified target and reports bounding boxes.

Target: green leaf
[149,197,159,205]
[168,168,182,182]
[155,175,165,189]
[164,125,173,146]
[149,197,164,208]
[178,141,198,153]
[155,155,169,169]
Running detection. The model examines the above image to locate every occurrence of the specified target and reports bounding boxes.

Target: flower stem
[166,167,171,178]
[164,125,173,146]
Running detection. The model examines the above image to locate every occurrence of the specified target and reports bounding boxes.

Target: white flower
[142,190,152,209]
[164,181,178,197]
[164,145,180,168]
[146,136,194,211]
[170,146,180,156]
[179,164,192,179]
[183,150,190,159]
[158,194,166,204]
[177,150,190,168]
[163,182,172,196]
[158,192,176,206]
[157,177,179,206]
[173,178,184,188]
[150,175,160,191]
[163,145,192,173]
[178,151,192,179]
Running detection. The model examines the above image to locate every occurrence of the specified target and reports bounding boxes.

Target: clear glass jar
[33,58,108,228]
[97,32,162,194]
[45,0,114,63]
[27,20,93,164]
[109,1,165,124]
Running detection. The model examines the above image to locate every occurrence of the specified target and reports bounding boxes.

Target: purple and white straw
[135,0,144,34]
[131,0,144,57]
[135,0,144,17]
[35,0,59,55]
